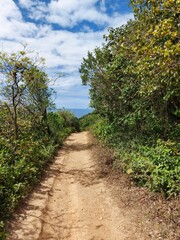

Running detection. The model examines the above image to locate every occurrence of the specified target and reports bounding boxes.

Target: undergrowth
[0,110,79,239]
[80,114,180,198]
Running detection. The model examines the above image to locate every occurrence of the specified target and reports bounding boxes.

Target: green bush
[82,113,180,197]
[79,112,99,130]
[114,139,180,197]
[0,110,78,238]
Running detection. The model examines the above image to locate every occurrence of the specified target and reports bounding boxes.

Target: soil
[7,131,180,240]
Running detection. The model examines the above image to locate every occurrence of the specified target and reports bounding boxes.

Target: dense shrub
[0,110,78,239]
[80,114,180,197]
[0,113,75,215]
[80,0,179,199]
[0,48,79,239]
[114,139,180,197]
[79,112,100,131]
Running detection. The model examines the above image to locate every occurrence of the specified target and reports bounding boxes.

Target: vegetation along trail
[6,132,175,240]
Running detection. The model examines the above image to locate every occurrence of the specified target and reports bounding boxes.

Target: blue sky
[0,0,133,109]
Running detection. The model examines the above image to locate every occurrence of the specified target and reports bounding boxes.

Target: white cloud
[109,13,134,28]
[46,0,126,28]
[18,0,48,22]
[47,0,109,27]
[24,29,104,71]
[54,92,91,109]
[99,0,106,12]
[18,0,34,8]
[0,0,133,108]
[29,2,48,21]
[19,0,132,29]
[0,0,38,40]
[0,0,22,20]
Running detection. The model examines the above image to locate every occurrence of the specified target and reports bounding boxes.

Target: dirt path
[7,132,174,240]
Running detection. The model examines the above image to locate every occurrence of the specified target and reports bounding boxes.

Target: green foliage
[58,109,80,132]
[80,1,180,138]
[88,117,180,197]
[47,110,79,144]
[0,48,79,237]
[80,0,180,197]
[0,110,77,223]
[0,47,53,141]
[79,112,99,130]
[114,139,180,197]
[92,118,115,144]
[0,221,7,240]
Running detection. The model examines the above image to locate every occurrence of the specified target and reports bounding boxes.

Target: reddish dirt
[7,132,180,240]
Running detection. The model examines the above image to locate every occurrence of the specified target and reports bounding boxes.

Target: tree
[80,0,180,138]
[0,48,52,140]
[130,0,180,124]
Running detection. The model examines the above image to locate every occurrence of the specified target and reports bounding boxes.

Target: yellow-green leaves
[80,0,179,139]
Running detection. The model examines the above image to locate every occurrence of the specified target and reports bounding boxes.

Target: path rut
[7,132,148,240]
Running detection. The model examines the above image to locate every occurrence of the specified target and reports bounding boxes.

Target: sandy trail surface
[7,132,151,240]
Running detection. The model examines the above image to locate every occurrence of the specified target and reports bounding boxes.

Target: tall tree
[80,0,180,138]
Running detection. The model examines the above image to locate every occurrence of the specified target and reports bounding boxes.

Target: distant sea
[68,109,93,118]
[50,108,93,118]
